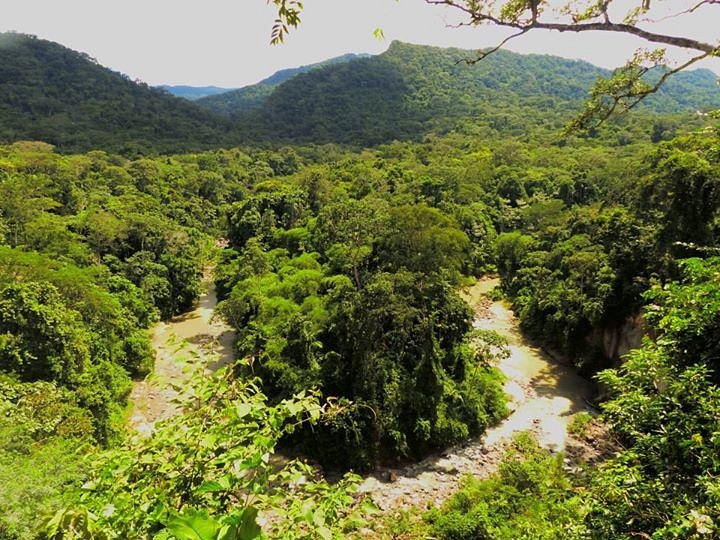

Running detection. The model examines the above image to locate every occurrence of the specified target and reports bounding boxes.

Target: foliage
[567,411,594,437]
[215,153,512,468]
[1,32,717,153]
[47,367,366,539]
[197,54,365,117]
[0,33,233,154]
[587,257,720,538]
[495,128,719,371]
[229,41,719,147]
[0,376,93,539]
[425,433,586,540]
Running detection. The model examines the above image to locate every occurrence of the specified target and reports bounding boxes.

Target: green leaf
[235,402,253,419]
[238,506,262,540]
[196,481,224,494]
[167,510,220,540]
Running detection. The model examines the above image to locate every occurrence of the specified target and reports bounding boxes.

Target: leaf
[235,402,253,419]
[196,481,223,494]
[167,510,220,540]
[238,506,262,540]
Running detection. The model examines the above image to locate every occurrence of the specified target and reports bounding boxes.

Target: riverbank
[357,276,595,512]
[128,270,235,435]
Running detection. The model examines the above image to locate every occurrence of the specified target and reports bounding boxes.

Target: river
[129,271,235,435]
[358,276,594,510]
[129,272,594,510]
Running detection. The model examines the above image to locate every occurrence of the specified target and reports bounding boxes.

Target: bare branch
[427,0,720,54]
[460,28,531,64]
[645,0,720,23]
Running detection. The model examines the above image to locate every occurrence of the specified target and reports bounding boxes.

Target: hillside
[231,41,720,146]
[196,53,369,116]
[159,85,235,100]
[1,36,717,153]
[0,33,233,153]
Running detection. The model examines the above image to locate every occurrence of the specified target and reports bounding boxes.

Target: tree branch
[459,28,531,65]
[427,0,720,54]
[646,0,720,23]
[568,50,712,132]
[625,51,712,109]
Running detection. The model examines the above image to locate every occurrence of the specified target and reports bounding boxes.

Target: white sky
[2,0,719,87]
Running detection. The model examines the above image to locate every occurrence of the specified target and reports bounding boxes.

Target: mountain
[159,85,235,101]
[196,53,369,116]
[1,35,717,153]
[230,41,720,146]
[0,33,233,153]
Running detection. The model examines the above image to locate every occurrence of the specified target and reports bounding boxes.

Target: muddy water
[470,278,593,451]
[359,277,593,510]
[129,272,235,435]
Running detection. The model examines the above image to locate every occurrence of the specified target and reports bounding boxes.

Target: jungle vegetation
[0,26,719,540]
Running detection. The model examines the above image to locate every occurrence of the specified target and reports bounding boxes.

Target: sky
[2,0,719,87]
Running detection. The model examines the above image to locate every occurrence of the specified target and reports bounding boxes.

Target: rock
[357,477,380,493]
[433,458,459,474]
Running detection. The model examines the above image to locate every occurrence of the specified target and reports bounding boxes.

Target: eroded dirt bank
[129,271,234,435]
[358,277,594,511]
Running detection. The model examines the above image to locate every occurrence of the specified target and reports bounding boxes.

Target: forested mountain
[1,35,717,154]
[0,33,233,154]
[231,41,720,146]
[196,53,367,116]
[159,85,235,101]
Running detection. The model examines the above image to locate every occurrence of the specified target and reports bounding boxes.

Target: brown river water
[129,271,234,435]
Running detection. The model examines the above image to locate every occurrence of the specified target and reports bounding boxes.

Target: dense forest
[2,34,719,154]
[0,34,233,154]
[196,53,366,116]
[229,42,720,146]
[1,25,720,540]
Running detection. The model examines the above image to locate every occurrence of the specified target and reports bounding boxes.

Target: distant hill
[0,33,233,153]
[159,85,235,101]
[196,53,369,116]
[1,35,718,153]
[230,41,720,146]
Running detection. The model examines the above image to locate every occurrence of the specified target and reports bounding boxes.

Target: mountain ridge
[159,85,236,101]
[229,40,720,146]
[196,52,370,116]
[0,34,718,153]
[0,33,233,153]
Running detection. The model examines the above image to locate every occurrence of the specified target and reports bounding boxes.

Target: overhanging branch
[426,0,719,55]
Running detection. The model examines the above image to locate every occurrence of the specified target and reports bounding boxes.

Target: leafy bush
[0,377,93,539]
[47,367,366,539]
[426,433,586,540]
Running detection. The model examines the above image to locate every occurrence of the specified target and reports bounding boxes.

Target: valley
[0,11,719,539]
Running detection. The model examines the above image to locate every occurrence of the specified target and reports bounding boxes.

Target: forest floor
[357,276,600,512]
[128,270,234,435]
